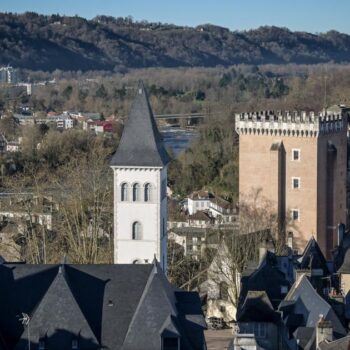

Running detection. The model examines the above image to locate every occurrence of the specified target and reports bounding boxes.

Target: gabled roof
[338,247,350,273]
[188,191,212,200]
[189,211,212,222]
[16,266,99,350]
[237,290,279,322]
[281,275,346,337]
[293,327,315,350]
[0,262,206,350]
[238,251,290,310]
[298,238,329,273]
[319,335,350,350]
[110,81,170,167]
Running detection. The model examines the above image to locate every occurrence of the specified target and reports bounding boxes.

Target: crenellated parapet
[235,110,345,137]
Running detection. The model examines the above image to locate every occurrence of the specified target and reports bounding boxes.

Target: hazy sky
[1,0,350,34]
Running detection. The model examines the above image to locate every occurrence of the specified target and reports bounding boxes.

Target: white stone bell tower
[110,82,170,270]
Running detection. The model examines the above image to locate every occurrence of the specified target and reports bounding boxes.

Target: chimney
[316,317,333,348]
[259,239,275,262]
[259,245,267,263]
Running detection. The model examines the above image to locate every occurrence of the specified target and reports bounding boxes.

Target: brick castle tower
[235,110,347,257]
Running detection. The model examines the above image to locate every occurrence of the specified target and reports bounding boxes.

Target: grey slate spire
[110,81,170,167]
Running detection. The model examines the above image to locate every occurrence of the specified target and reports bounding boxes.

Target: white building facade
[110,82,170,270]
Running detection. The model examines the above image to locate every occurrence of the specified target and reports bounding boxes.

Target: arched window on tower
[144,183,152,202]
[132,183,140,201]
[132,221,142,240]
[121,183,128,202]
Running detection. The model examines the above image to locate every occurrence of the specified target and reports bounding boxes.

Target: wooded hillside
[1,12,350,71]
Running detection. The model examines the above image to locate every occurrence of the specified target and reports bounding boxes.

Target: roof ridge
[121,265,176,348]
[110,81,170,167]
[19,265,99,344]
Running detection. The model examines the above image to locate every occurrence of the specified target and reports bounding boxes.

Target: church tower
[110,82,170,270]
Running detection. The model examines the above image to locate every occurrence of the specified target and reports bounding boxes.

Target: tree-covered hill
[1,12,350,71]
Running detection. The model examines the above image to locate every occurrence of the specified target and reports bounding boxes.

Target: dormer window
[162,337,179,350]
[39,340,46,350]
[72,339,79,350]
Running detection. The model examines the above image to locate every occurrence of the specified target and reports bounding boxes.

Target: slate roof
[293,327,315,350]
[189,211,212,222]
[237,291,279,322]
[338,247,350,273]
[319,335,350,350]
[238,251,291,310]
[0,261,206,350]
[110,81,170,167]
[279,275,346,339]
[297,238,329,274]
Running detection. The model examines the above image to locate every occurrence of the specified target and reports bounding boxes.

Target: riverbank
[160,126,197,156]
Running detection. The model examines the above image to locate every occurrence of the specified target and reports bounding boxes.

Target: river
[160,126,197,157]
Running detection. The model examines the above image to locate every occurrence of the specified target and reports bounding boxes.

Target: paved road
[205,329,232,350]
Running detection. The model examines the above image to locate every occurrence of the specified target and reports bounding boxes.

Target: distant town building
[186,190,238,224]
[56,114,74,129]
[236,110,348,257]
[0,66,18,84]
[6,141,21,153]
[110,82,170,270]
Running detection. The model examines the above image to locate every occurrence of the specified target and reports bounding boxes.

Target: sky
[0,0,350,34]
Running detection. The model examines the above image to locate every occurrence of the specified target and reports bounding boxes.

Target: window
[132,183,140,201]
[72,339,79,349]
[254,323,266,338]
[121,183,128,201]
[219,282,229,301]
[292,177,300,189]
[291,209,300,221]
[193,237,198,244]
[132,221,142,240]
[144,183,152,202]
[163,337,179,350]
[39,340,45,350]
[292,149,300,161]
[281,286,288,294]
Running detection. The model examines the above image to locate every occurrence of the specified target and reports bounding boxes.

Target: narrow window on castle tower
[133,183,140,201]
[121,183,128,201]
[292,149,300,161]
[292,177,300,189]
[132,221,142,240]
[144,183,152,202]
[291,209,300,222]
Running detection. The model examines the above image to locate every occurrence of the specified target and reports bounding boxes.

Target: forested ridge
[1,12,350,71]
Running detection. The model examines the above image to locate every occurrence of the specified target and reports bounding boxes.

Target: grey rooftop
[0,261,206,350]
[110,81,170,167]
